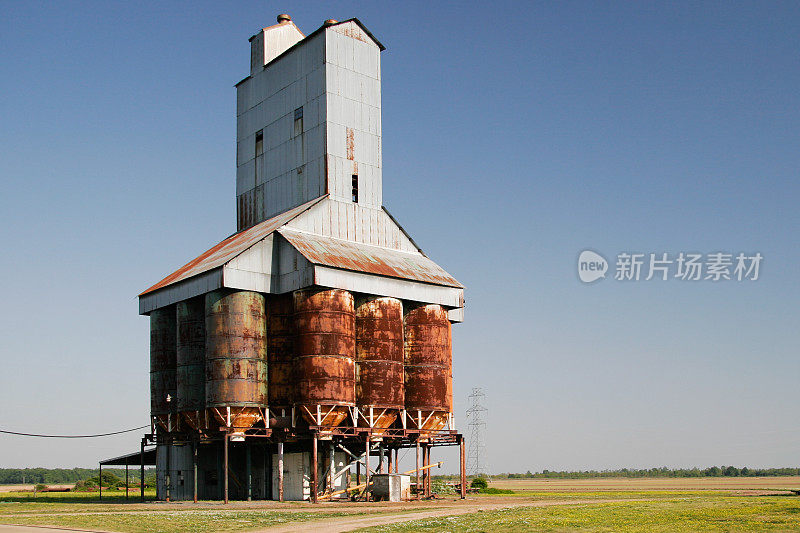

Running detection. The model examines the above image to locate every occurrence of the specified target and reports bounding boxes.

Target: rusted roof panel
[140,197,325,296]
[279,228,463,288]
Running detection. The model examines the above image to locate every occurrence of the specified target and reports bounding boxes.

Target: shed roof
[100,448,156,466]
[139,197,325,296]
[279,228,463,288]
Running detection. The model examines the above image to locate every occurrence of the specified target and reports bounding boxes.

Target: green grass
[478,487,516,494]
[358,495,800,532]
[0,489,158,513]
[2,489,799,532]
[0,509,358,533]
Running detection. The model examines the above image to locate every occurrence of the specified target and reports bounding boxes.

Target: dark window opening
[255,130,263,156]
[254,130,264,187]
[351,174,358,203]
[294,107,303,136]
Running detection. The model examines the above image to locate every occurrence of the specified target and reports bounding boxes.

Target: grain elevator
[137,15,465,502]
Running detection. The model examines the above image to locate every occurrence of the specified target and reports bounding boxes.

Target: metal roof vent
[277,14,291,24]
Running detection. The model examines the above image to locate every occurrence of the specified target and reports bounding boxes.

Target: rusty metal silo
[150,305,177,432]
[176,297,206,430]
[355,297,403,431]
[205,289,268,430]
[266,293,294,426]
[403,304,452,433]
[294,288,355,428]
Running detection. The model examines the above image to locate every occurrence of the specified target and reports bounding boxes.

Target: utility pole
[466,387,488,476]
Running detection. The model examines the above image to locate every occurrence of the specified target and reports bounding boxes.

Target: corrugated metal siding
[325,24,382,208]
[278,227,462,288]
[236,31,327,230]
[261,22,305,68]
[284,198,419,253]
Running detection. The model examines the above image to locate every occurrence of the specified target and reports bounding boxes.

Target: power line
[0,425,149,438]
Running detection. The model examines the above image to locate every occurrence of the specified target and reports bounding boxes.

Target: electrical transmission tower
[466,387,488,475]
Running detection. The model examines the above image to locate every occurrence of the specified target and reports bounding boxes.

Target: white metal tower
[466,387,488,475]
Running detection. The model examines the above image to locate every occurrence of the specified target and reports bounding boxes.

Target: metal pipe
[140,438,145,502]
[387,446,392,474]
[402,462,441,476]
[246,441,252,501]
[427,445,432,496]
[422,446,427,497]
[311,434,318,503]
[364,437,370,501]
[224,432,229,504]
[125,459,129,501]
[193,440,198,503]
[379,443,385,474]
[329,442,335,493]
[395,448,399,473]
[459,435,466,499]
[356,460,360,486]
[165,440,171,502]
[415,441,420,499]
[99,464,102,501]
[278,442,284,502]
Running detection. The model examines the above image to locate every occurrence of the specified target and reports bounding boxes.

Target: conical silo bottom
[153,414,175,433]
[207,406,264,430]
[357,407,398,435]
[298,404,351,428]
[406,409,451,439]
[180,410,208,431]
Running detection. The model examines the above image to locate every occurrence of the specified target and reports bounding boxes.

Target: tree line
[501,467,800,479]
[0,468,152,485]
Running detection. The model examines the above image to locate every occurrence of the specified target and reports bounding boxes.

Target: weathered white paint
[270,450,347,501]
[139,269,223,314]
[313,266,464,308]
[236,20,383,231]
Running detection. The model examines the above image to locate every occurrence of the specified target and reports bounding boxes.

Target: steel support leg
[223,433,229,504]
[246,441,252,501]
[365,437,371,501]
[193,440,198,503]
[311,434,318,503]
[415,441,420,499]
[278,442,284,502]
[140,438,145,502]
[459,435,466,499]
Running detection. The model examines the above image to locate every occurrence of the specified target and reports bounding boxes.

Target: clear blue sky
[1,1,798,473]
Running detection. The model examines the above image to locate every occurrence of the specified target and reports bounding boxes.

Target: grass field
[0,477,797,532]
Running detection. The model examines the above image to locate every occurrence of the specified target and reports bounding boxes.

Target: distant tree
[470,477,488,489]
[723,466,740,477]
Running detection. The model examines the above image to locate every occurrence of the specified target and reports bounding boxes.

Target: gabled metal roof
[236,17,386,87]
[278,228,463,288]
[139,197,325,296]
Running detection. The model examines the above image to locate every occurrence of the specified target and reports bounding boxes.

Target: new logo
[578,250,608,283]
